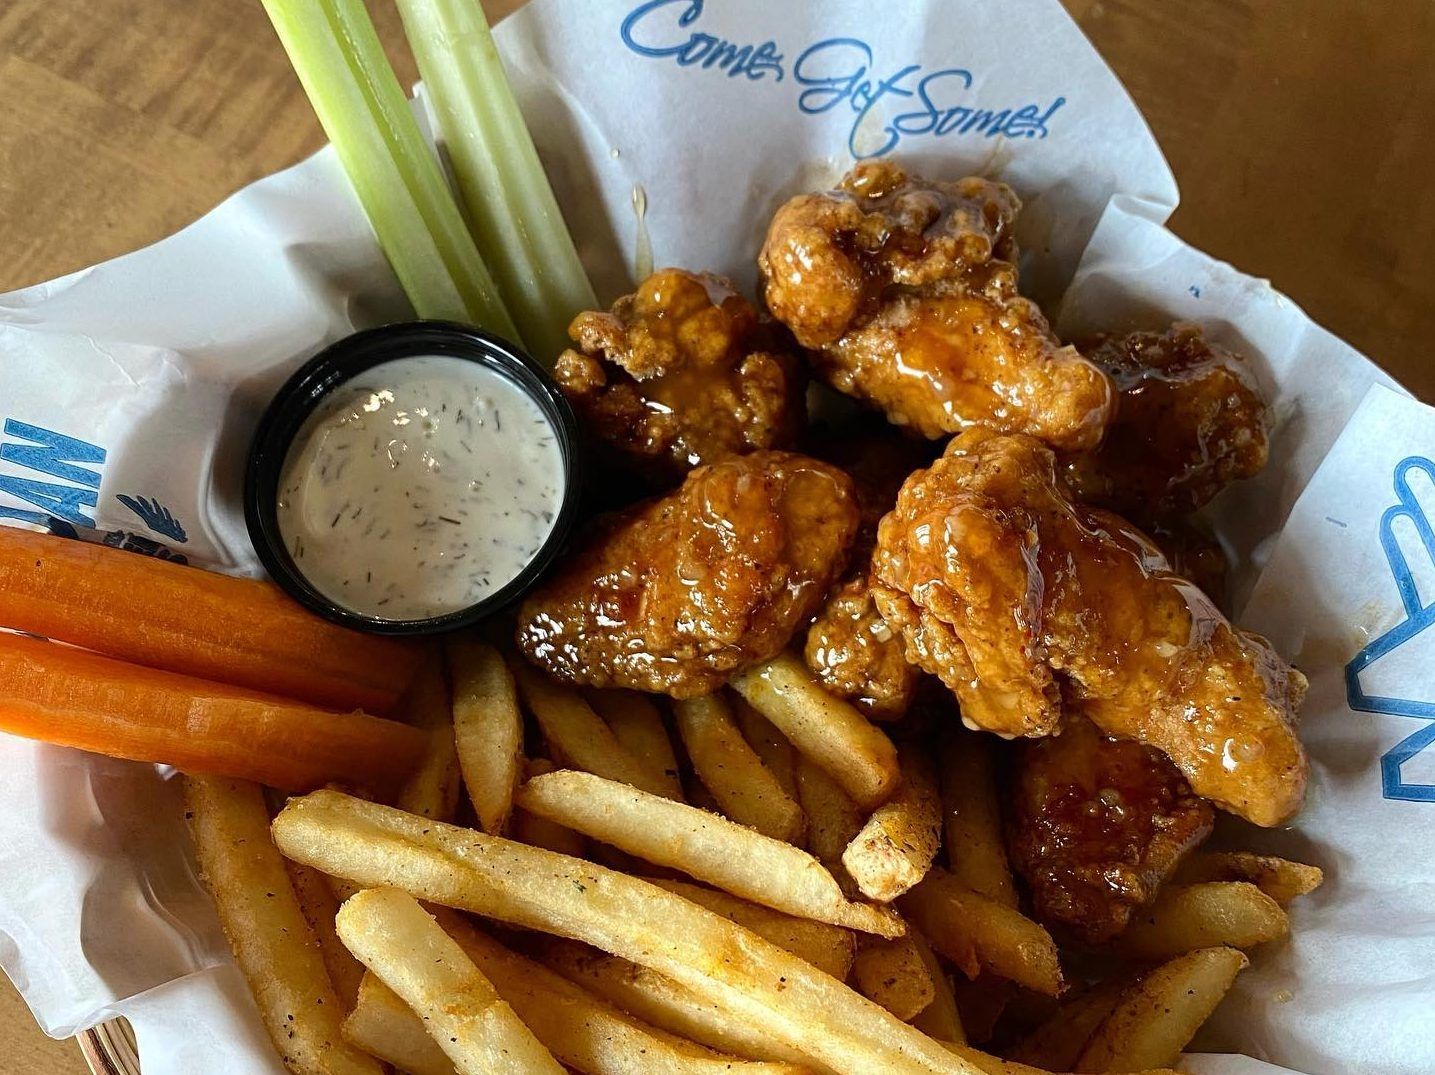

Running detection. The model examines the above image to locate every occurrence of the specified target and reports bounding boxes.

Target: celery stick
[395,0,598,366]
[261,0,518,337]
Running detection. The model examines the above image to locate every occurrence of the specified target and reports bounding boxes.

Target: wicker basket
[78,1019,141,1074]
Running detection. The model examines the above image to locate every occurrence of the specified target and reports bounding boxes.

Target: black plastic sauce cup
[244,321,581,636]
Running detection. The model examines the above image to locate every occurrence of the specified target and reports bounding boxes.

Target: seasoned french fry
[396,653,462,823]
[900,868,1064,996]
[676,692,806,842]
[734,694,800,800]
[335,888,564,1075]
[515,769,902,937]
[286,860,365,1008]
[587,689,686,801]
[853,932,937,1021]
[512,662,673,797]
[447,638,523,833]
[938,730,1016,907]
[186,777,382,1075]
[510,758,588,857]
[729,654,900,809]
[843,747,941,901]
[344,972,454,1075]
[647,878,856,979]
[273,790,983,1075]
[1116,882,1289,960]
[942,1043,1179,1075]
[1076,947,1249,1072]
[908,925,965,1044]
[1173,851,1324,906]
[797,755,865,865]
[345,918,810,1075]
[1006,979,1126,1070]
[538,939,818,1069]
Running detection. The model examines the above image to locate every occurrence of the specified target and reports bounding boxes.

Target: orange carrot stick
[0,526,420,714]
[0,632,426,793]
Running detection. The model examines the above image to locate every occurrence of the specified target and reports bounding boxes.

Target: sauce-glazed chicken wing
[1064,323,1269,521]
[758,161,1112,450]
[802,430,931,719]
[1006,714,1214,943]
[516,451,857,698]
[556,268,804,483]
[870,428,1307,825]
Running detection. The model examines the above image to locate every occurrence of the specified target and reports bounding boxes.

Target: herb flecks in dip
[276,355,564,621]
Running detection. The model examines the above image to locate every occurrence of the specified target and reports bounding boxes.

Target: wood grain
[0,1,1430,1072]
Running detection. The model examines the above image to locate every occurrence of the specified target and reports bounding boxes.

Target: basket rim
[78,1018,140,1075]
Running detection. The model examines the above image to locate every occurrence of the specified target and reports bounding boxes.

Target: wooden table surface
[1,0,1432,1071]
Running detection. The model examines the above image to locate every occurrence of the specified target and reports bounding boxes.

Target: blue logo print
[1345,456,1435,802]
[116,494,188,544]
[618,0,1066,159]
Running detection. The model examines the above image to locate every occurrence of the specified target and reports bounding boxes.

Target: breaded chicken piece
[556,268,804,483]
[804,576,918,721]
[759,161,1112,450]
[1148,519,1229,610]
[800,428,931,719]
[1006,714,1214,943]
[516,451,858,698]
[870,428,1307,826]
[1064,323,1269,520]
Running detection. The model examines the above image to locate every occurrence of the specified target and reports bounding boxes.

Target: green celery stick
[261,0,518,337]
[395,0,599,366]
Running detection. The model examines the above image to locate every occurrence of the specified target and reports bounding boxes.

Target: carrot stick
[0,526,420,713]
[0,632,426,793]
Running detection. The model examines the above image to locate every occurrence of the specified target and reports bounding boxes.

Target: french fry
[853,933,937,1021]
[447,637,523,833]
[728,654,900,809]
[345,915,809,1075]
[512,662,673,797]
[515,769,902,937]
[1075,947,1249,1071]
[734,694,800,800]
[587,689,685,801]
[510,758,588,857]
[675,692,806,842]
[647,878,856,979]
[900,868,1064,996]
[286,860,366,1008]
[938,730,1016,907]
[186,777,382,1075]
[797,755,865,865]
[397,653,462,823]
[538,939,819,1070]
[942,1043,1179,1075]
[843,747,942,901]
[1005,980,1126,1070]
[908,925,965,1044]
[1116,882,1289,960]
[335,887,565,1075]
[273,790,985,1075]
[1173,851,1324,906]
[344,973,453,1075]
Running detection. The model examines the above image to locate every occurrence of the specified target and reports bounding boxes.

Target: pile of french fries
[188,639,1322,1075]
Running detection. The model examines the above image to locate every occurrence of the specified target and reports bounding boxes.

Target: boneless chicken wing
[870,428,1307,826]
[801,429,931,719]
[758,161,1112,450]
[556,268,804,483]
[516,451,858,698]
[1006,714,1214,943]
[1064,323,1270,521]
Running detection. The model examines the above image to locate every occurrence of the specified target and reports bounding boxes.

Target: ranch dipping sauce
[275,354,566,621]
